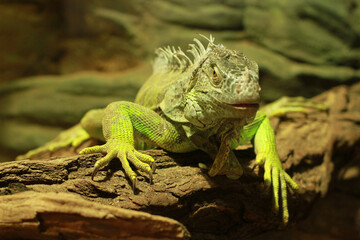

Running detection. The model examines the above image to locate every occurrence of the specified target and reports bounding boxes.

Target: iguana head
[183,36,261,128]
[158,36,260,130]
[197,44,260,105]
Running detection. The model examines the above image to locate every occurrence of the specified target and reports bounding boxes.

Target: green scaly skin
[17,36,326,223]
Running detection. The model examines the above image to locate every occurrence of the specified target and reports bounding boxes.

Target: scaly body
[18,36,300,223]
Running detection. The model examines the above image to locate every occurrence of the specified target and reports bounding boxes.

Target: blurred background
[0,0,359,162]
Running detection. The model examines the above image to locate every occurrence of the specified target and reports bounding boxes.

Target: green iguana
[17,35,325,223]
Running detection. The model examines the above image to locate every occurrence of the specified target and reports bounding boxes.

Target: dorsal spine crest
[153,35,215,74]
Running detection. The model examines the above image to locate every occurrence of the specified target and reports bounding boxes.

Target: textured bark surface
[0,191,190,240]
[0,83,359,239]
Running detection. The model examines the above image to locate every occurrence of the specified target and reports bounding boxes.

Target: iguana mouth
[228,103,259,109]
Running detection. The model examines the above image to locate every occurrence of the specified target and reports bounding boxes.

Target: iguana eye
[212,66,221,85]
[213,69,217,78]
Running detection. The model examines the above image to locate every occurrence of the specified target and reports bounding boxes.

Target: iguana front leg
[231,111,297,223]
[253,114,298,223]
[237,97,326,223]
[80,101,195,188]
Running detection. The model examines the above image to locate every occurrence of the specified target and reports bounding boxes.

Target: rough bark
[0,191,190,240]
[0,83,359,240]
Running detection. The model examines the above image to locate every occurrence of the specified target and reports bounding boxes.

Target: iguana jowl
[17,35,299,223]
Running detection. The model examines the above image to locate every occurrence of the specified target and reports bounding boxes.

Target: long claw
[132,178,137,191]
[149,170,153,184]
[91,167,99,180]
[89,148,116,181]
[280,172,289,223]
[152,162,157,173]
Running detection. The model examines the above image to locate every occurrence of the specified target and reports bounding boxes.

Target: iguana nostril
[236,84,242,94]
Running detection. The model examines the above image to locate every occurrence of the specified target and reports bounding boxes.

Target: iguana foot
[256,151,299,223]
[261,96,327,118]
[16,124,90,160]
[80,140,155,188]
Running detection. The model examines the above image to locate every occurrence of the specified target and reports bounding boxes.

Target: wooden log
[0,191,190,240]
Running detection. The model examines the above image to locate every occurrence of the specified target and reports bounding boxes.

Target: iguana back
[135,71,183,109]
